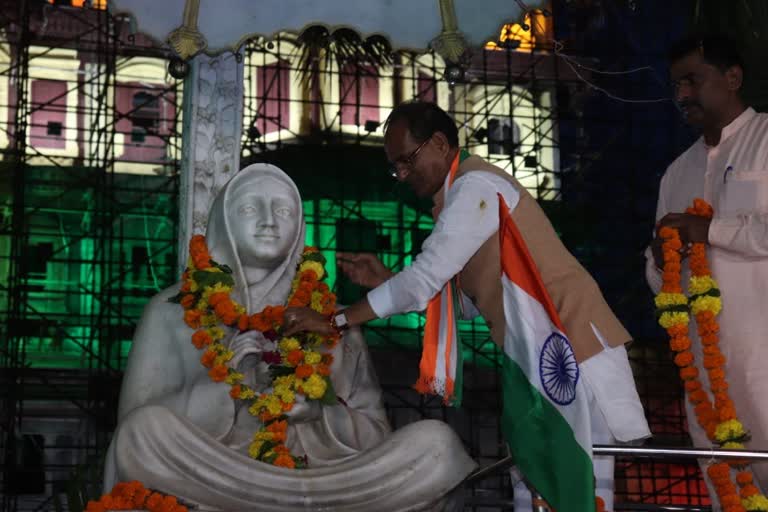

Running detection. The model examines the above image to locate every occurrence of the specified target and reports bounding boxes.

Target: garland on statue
[170,235,339,469]
[655,198,768,512]
[86,481,187,512]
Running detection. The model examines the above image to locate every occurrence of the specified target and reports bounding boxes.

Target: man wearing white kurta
[646,34,768,509]
[286,101,650,510]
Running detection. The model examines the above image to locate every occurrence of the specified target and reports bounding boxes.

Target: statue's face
[227,176,300,270]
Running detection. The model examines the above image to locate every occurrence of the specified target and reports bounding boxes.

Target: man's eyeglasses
[389,137,431,179]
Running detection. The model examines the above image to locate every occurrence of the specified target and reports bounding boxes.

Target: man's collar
[702,107,756,148]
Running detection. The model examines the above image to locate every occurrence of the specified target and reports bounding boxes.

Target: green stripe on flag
[501,356,595,512]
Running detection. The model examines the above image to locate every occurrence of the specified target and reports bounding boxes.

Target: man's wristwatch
[329,311,350,335]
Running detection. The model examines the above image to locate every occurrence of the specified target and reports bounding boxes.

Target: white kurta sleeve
[367,172,520,319]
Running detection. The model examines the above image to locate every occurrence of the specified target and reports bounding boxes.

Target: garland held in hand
[656,198,768,512]
[171,235,340,469]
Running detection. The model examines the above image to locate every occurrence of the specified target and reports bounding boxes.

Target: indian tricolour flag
[498,194,595,511]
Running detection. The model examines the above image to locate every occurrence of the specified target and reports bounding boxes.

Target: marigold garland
[86,481,187,512]
[656,198,765,511]
[171,235,340,469]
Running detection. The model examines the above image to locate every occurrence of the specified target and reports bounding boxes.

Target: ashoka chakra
[539,332,579,406]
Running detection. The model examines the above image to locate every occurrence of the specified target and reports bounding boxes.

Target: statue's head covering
[205,163,305,313]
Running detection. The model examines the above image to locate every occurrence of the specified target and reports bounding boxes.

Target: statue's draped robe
[104,164,476,511]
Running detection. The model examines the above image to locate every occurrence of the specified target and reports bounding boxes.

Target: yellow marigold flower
[266,396,283,415]
[654,292,688,308]
[248,440,264,458]
[300,260,325,279]
[305,373,327,399]
[196,299,209,311]
[659,311,690,329]
[240,388,256,400]
[254,430,275,441]
[722,441,745,450]
[234,303,246,315]
[691,295,723,316]
[208,327,225,340]
[278,390,295,404]
[248,402,261,416]
[742,494,768,511]
[715,419,747,443]
[201,314,217,327]
[214,350,234,366]
[274,375,296,388]
[279,337,301,353]
[225,372,244,385]
[304,351,322,365]
[311,291,325,312]
[689,276,718,296]
[189,280,199,292]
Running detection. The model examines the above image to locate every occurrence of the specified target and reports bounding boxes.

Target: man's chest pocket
[718,171,768,216]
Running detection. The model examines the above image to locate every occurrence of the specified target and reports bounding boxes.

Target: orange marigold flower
[267,420,288,433]
[208,364,228,382]
[274,453,296,469]
[709,368,726,381]
[707,462,731,481]
[184,310,202,329]
[230,384,242,399]
[719,405,737,421]
[694,402,715,417]
[295,364,314,379]
[674,351,694,367]
[301,269,318,281]
[702,344,720,356]
[237,314,249,331]
[85,501,106,512]
[667,324,689,337]
[200,349,216,368]
[703,354,726,369]
[740,484,759,498]
[286,350,304,367]
[701,334,719,346]
[181,293,195,309]
[684,379,702,392]
[736,471,753,485]
[250,313,271,332]
[281,401,293,412]
[180,281,192,293]
[191,330,213,349]
[208,292,229,307]
[688,389,709,405]
[723,506,746,512]
[146,493,164,510]
[664,238,683,251]
[321,353,334,365]
[316,363,331,376]
[669,336,691,352]
[658,226,678,239]
[720,495,741,507]
[680,366,699,380]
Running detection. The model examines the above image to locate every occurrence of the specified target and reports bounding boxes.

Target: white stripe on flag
[501,274,593,457]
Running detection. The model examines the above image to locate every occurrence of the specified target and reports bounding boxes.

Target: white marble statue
[104,163,477,511]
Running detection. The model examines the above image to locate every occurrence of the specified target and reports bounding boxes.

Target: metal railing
[466,444,768,512]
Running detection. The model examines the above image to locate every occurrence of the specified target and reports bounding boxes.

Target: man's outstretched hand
[335,252,394,289]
